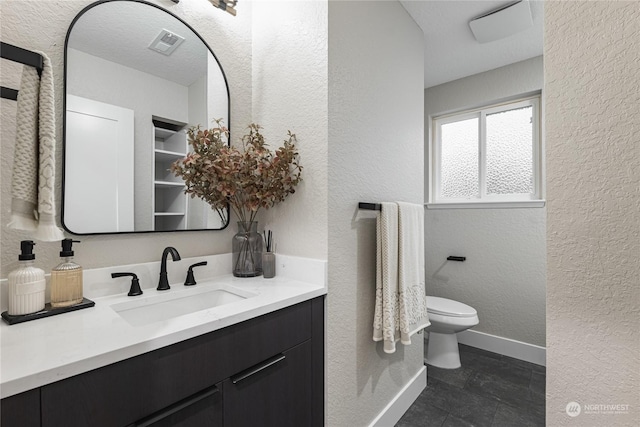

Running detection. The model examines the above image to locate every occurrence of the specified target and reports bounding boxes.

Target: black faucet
[158,246,181,291]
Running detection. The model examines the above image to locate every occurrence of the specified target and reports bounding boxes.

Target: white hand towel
[397,202,430,344]
[9,51,65,241]
[372,202,400,353]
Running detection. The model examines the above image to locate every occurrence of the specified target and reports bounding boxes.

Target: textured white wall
[424,57,546,347]
[328,1,425,425]
[545,1,640,425]
[1,0,252,277]
[251,0,328,260]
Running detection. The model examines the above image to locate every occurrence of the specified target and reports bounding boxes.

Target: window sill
[425,200,546,209]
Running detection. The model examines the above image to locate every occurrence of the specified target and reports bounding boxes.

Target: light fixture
[469,0,533,43]
[209,0,237,16]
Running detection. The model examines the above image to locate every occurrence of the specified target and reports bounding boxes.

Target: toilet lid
[427,296,477,318]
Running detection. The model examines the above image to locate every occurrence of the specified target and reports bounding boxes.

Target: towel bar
[1,87,19,101]
[358,202,382,211]
[0,41,44,100]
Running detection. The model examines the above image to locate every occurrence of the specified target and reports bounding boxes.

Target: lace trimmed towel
[373,202,429,353]
[397,202,430,342]
[8,50,65,241]
[373,202,399,353]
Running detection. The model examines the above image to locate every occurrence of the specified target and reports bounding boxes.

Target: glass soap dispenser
[51,239,84,308]
[7,240,46,315]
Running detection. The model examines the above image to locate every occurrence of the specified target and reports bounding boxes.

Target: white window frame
[428,96,544,209]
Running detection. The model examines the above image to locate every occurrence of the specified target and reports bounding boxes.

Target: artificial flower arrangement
[171,120,302,276]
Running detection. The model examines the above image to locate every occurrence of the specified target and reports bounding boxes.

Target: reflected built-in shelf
[154,149,185,162]
[153,117,188,231]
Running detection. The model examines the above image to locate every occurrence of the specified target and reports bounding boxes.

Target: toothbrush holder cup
[262,252,276,279]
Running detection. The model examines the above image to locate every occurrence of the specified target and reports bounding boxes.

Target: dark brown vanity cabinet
[1,297,324,427]
[0,389,41,427]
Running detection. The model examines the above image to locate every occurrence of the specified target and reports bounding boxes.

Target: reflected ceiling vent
[148,29,185,56]
[469,0,533,44]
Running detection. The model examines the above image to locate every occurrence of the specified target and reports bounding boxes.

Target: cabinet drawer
[219,298,312,376]
[41,300,312,427]
[223,341,312,427]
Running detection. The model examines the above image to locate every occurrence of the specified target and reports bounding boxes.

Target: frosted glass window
[486,106,534,194]
[440,118,479,198]
[432,96,541,205]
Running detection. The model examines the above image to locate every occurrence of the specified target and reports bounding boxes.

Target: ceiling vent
[469,0,533,44]
[148,29,185,56]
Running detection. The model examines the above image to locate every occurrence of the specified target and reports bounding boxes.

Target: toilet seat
[427,296,477,318]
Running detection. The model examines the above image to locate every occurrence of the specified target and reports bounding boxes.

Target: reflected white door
[65,95,134,233]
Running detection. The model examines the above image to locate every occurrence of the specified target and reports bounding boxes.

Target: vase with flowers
[171,120,302,277]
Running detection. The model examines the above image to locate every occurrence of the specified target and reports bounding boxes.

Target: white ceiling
[68,1,208,87]
[68,0,542,91]
[400,0,544,88]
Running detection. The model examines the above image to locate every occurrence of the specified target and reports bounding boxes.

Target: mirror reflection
[64,0,229,234]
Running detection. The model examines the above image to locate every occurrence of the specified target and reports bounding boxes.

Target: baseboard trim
[456,329,546,366]
[369,366,427,427]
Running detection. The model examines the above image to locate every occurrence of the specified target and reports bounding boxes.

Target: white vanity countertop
[0,254,327,399]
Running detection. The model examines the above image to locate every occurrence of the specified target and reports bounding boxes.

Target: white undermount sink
[110,283,257,327]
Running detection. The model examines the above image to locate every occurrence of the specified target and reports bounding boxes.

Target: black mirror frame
[62,0,231,236]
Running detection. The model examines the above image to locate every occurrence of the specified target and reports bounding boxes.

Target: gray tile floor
[397,341,546,427]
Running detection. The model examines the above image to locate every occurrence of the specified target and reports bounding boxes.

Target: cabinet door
[1,389,41,427]
[129,384,222,427]
[223,341,312,427]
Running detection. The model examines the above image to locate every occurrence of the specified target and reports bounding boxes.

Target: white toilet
[425,296,479,369]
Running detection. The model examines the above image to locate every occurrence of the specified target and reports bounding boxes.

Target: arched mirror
[63,0,229,234]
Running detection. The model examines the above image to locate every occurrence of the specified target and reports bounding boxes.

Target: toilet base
[426,332,461,369]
